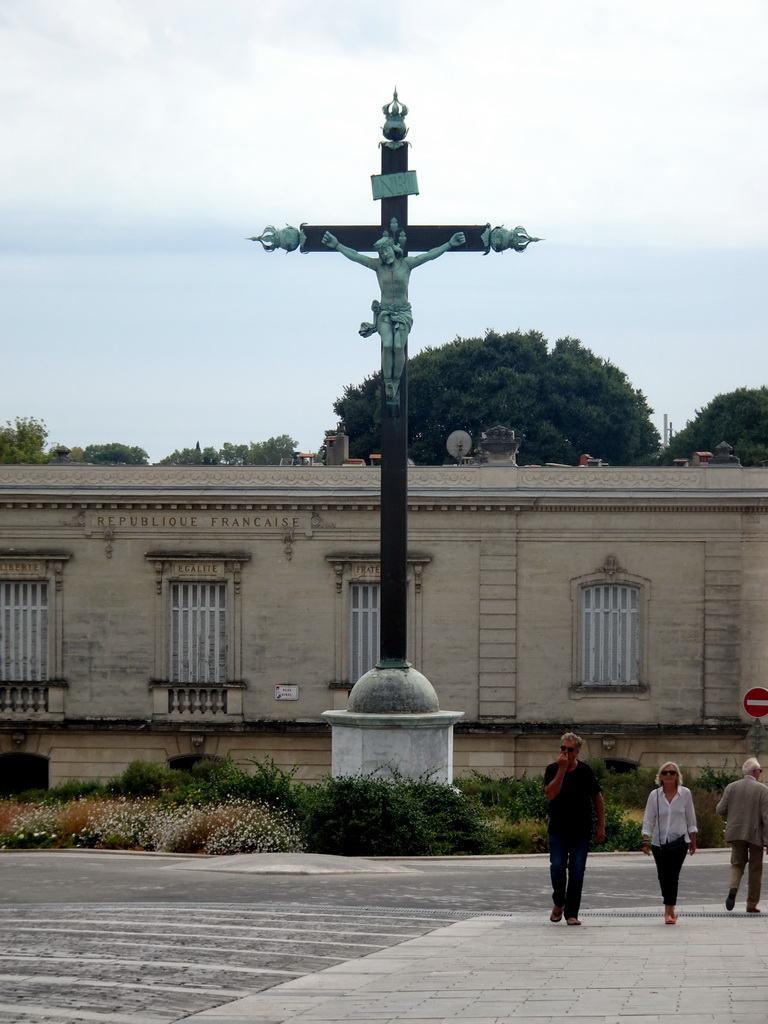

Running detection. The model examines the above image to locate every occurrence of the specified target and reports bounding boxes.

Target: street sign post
[743,687,768,718]
[743,687,768,758]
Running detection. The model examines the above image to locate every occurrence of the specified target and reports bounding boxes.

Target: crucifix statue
[251,92,539,705]
[321,227,466,407]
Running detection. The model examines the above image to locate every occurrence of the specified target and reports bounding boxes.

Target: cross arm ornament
[250,222,540,255]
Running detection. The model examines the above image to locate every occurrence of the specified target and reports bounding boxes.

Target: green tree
[219,443,250,466]
[334,330,660,465]
[82,443,149,465]
[246,435,297,465]
[0,417,49,464]
[664,387,768,467]
[158,436,298,466]
[158,446,220,466]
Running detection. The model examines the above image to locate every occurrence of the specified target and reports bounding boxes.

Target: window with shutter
[349,582,380,681]
[0,581,48,682]
[581,583,639,685]
[169,582,228,684]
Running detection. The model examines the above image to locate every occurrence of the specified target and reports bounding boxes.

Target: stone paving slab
[180,905,768,1024]
[172,854,420,875]
[0,904,465,1023]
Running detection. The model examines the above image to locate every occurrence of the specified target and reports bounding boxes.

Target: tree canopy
[334,330,661,466]
[158,435,298,466]
[664,387,768,467]
[0,416,49,464]
[78,443,149,465]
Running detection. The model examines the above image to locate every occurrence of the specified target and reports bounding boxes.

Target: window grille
[170,582,227,683]
[0,581,48,682]
[349,583,380,681]
[582,584,639,685]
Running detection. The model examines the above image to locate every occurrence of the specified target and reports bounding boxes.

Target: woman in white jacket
[641,761,698,924]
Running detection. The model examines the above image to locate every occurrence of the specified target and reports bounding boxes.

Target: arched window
[581,583,640,686]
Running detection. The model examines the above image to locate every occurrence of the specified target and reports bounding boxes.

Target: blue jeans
[549,833,591,919]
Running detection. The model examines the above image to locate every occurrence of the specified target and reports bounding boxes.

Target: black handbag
[661,834,688,851]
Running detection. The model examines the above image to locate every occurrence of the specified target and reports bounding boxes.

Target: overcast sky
[2,0,766,462]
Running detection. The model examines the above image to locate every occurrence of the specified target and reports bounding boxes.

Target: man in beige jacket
[716,757,768,912]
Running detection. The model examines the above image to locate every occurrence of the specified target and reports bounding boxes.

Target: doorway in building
[604,758,639,774]
[0,753,49,796]
[168,755,222,773]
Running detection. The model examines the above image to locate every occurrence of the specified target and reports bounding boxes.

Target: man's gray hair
[742,757,762,775]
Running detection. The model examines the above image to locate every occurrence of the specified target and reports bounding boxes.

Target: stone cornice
[1,465,767,511]
[0,717,748,736]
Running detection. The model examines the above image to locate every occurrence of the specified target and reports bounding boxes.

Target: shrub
[688,789,727,848]
[108,760,187,798]
[598,766,658,810]
[188,757,301,814]
[303,771,491,856]
[490,816,549,854]
[507,775,549,821]
[0,805,64,848]
[695,763,741,793]
[455,772,518,807]
[586,757,609,787]
[404,780,492,855]
[37,779,107,804]
[0,795,304,854]
[456,772,548,822]
[600,801,643,852]
[202,800,302,855]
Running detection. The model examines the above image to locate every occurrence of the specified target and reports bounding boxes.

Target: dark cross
[251,92,539,676]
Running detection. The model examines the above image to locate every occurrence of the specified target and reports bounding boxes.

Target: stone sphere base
[347,664,439,713]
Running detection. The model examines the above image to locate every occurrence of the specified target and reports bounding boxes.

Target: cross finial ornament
[382,89,408,143]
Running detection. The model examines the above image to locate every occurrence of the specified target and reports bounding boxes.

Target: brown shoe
[747,906,761,913]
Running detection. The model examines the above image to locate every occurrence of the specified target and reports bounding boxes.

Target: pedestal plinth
[324,664,463,782]
[321,709,464,783]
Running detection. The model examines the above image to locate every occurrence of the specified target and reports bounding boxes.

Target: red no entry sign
[743,687,768,718]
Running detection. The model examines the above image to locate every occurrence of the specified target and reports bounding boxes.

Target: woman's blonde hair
[655,761,684,787]
[560,732,583,750]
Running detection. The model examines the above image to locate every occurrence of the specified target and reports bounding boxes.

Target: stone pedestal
[322,709,464,783]
[323,664,463,782]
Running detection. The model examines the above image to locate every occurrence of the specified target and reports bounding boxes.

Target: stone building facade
[0,462,765,790]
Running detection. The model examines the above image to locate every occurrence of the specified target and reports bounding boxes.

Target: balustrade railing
[168,687,227,714]
[0,681,66,716]
[0,684,48,712]
[150,682,245,719]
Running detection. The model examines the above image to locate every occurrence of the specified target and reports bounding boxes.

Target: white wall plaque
[275,684,299,701]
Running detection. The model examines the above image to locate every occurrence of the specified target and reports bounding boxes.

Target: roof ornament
[382,89,408,145]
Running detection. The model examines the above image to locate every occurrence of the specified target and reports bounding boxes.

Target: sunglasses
[660,769,677,776]
[560,745,576,752]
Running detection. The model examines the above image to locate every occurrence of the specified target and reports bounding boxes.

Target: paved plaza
[0,849,766,1023]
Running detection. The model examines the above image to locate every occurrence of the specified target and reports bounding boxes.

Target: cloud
[1,0,766,459]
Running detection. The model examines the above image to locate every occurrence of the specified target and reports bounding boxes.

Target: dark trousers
[728,841,764,909]
[549,833,591,919]
[651,842,688,905]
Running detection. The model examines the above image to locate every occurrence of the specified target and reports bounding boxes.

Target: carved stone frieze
[1,465,767,508]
